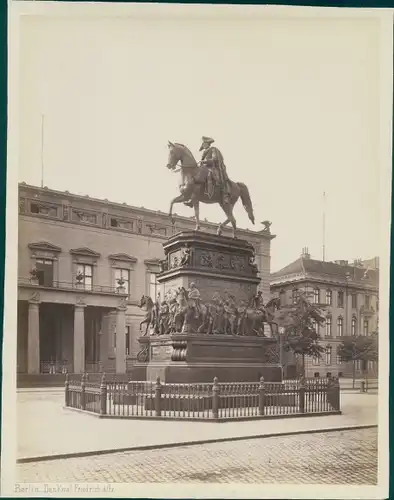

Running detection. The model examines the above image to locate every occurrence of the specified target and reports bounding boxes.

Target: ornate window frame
[70,248,101,286]
[325,314,332,337]
[145,259,162,298]
[108,253,137,298]
[28,241,61,282]
[351,315,357,336]
[337,290,345,308]
[337,315,344,337]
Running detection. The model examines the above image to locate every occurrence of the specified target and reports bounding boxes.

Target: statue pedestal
[133,334,282,383]
[130,231,281,384]
[158,230,260,304]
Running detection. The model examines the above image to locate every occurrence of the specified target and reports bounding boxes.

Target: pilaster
[73,299,86,374]
[27,293,40,374]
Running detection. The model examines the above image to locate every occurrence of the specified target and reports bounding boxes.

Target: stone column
[27,298,40,374]
[115,304,127,373]
[73,302,86,374]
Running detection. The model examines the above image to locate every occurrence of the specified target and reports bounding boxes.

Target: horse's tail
[237,182,255,225]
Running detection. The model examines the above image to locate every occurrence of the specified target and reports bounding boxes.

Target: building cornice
[270,274,378,293]
[19,182,273,242]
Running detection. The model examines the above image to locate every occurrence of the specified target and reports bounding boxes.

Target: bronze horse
[166,142,255,238]
[138,295,155,336]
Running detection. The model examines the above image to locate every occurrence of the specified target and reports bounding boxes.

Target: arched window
[325,316,332,337]
[337,317,343,336]
[351,316,357,336]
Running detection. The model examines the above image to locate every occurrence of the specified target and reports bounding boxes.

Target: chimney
[301,247,310,259]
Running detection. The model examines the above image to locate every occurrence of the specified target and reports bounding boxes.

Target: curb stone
[17,423,377,464]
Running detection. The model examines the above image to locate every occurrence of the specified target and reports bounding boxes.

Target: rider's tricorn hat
[199,136,215,151]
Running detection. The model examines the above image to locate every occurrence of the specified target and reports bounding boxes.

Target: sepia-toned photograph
[2,1,392,498]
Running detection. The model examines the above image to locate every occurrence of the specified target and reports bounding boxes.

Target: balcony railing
[18,277,128,295]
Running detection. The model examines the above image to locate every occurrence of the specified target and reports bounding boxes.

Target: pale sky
[18,10,383,272]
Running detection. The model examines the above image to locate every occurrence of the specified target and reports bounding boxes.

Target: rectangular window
[149,272,159,300]
[336,354,342,365]
[325,290,332,306]
[338,291,344,308]
[114,326,130,355]
[363,320,369,336]
[351,317,357,336]
[351,294,357,309]
[76,264,93,291]
[125,326,130,356]
[292,289,298,304]
[325,317,332,337]
[365,295,370,309]
[35,259,54,286]
[313,289,320,304]
[337,317,343,337]
[325,346,332,365]
[114,268,130,296]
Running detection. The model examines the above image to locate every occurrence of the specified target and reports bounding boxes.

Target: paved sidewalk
[17,428,377,484]
[17,389,378,460]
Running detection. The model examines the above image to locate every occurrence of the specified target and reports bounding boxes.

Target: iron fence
[65,375,340,421]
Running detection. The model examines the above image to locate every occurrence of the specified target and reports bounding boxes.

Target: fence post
[100,372,107,416]
[81,372,86,410]
[155,376,162,417]
[334,376,341,411]
[65,373,70,407]
[299,376,306,413]
[259,376,265,416]
[212,377,219,419]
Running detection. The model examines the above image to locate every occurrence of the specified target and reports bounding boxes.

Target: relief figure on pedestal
[180,245,192,267]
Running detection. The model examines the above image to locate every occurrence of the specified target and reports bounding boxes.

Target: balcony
[360,305,375,317]
[18,277,127,296]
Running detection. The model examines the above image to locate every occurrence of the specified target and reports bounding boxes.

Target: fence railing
[65,375,340,420]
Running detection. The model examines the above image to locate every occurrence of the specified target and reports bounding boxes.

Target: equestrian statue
[166,137,255,238]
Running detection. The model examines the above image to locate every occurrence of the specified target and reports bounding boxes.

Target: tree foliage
[337,334,378,365]
[277,291,326,359]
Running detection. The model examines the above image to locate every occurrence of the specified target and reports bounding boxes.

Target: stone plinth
[157,231,260,303]
[135,334,282,383]
[131,230,281,384]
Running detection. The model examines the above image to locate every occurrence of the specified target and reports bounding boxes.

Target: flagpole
[322,191,326,262]
[40,114,45,188]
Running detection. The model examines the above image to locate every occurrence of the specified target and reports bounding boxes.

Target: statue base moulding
[131,334,282,383]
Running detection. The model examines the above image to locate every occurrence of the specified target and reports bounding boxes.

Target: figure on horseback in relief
[139,287,284,337]
[166,138,255,238]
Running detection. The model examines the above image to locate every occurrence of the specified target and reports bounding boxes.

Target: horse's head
[138,295,146,308]
[167,141,182,170]
[166,141,197,170]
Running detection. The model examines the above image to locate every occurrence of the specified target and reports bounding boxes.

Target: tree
[276,291,326,377]
[337,334,378,386]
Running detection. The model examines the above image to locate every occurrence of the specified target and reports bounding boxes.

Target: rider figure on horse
[185,136,231,208]
[187,282,202,319]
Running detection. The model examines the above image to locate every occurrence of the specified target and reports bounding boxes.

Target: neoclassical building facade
[270,248,379,378]
[18,183,274,376]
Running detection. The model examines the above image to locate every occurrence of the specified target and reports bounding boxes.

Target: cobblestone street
[17,428,377,485]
